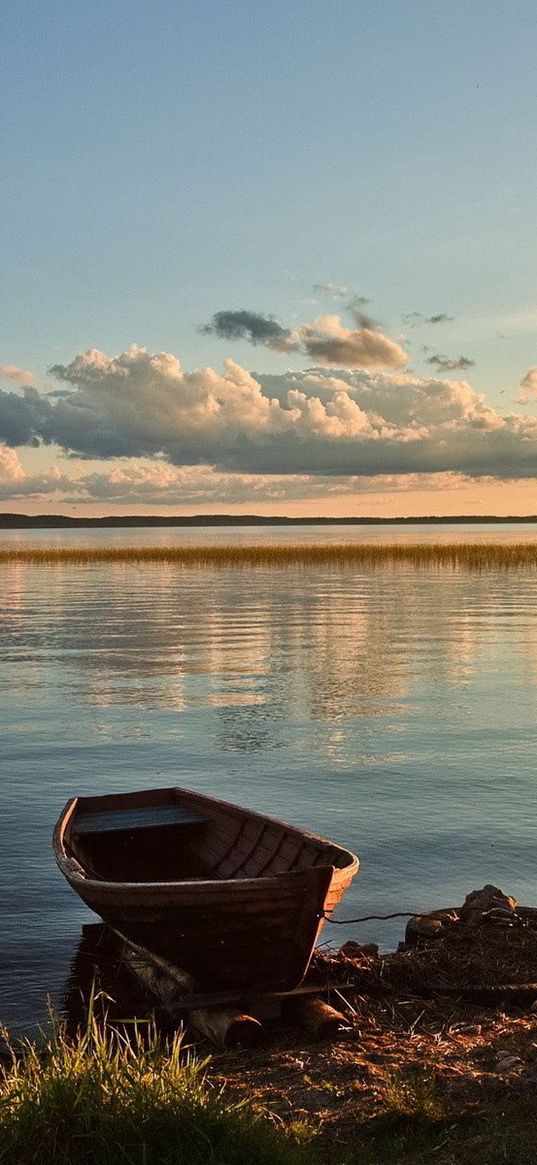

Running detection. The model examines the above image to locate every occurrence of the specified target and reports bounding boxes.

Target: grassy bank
[3,1015,537,1165]
[2,541,537,568]
[0,1015,316,1165]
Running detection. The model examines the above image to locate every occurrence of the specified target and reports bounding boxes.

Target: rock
[495,1052,522,1071]
[360,943,379,957]
[460,885,517,919]
[405,915,444,945]
[340,941,379,958]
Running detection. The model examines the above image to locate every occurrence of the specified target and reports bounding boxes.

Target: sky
[2,0,537,517]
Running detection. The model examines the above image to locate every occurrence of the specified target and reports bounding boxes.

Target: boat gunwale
[53,790,359,893]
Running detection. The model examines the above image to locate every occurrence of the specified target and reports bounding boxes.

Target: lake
[2,523,537,1032]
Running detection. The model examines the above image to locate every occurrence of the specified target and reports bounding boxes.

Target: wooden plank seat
[73,804,206,837]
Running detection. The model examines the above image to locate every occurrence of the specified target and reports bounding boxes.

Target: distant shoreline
[1,513,537,528]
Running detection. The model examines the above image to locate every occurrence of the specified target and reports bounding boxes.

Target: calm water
[2,523,537,1031]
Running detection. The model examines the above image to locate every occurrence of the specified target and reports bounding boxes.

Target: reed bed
[1,542,537,569]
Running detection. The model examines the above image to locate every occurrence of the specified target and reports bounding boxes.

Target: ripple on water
[1,535,537,1030]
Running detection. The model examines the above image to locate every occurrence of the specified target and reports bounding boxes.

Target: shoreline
[2,513,537,529]
[5,921,537,1164]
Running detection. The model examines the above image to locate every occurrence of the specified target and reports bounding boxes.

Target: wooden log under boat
[293,996,351,1039]
[53,786,359,992]
[116,930,263,1048]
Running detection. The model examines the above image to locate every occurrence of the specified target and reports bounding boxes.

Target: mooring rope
[320,906,530,926]
[321,910,419,924]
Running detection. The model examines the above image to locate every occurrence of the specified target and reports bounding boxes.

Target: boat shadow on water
[61,924,166,1038]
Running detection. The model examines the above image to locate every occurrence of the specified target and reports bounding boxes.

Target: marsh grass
[0,1005,316,1165]
[1,542,537,569]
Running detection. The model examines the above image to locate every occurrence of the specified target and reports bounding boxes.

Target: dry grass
[215,919,537,1163]
[1,542,537,568]
[311,910,537,1003]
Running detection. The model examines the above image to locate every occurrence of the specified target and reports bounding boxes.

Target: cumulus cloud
[295,315,408,368]
[426,354,474,372]
[0,344,534,484]
[0,364,36,386]
[519,368,537,402]
[203,308,407,369]
[0,445,26,483]
[0,385,52,445]
[0,445,70,499]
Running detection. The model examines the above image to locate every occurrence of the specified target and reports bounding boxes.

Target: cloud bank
[0,444,496,507]
[0,345,537,483]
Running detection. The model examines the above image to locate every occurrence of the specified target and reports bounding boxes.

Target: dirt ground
[64,905,537,1159]
[209,910,537,1152]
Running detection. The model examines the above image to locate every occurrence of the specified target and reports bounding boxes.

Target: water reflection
[5,561,537,804]
[3,560,537,763]
[3,545,537,1032]
[62,925,156,1035]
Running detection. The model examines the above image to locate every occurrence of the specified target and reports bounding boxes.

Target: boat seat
[73,804,207,837]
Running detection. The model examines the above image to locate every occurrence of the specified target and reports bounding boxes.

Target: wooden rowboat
[53,786,359,991]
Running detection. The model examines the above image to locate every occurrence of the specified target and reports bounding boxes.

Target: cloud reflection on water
[3,558,537,765]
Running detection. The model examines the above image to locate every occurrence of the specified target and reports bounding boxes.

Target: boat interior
[66,787,354,884]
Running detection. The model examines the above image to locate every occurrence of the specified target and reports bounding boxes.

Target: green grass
[0,1009,316,1165]
[1,542,537,568]
[2,1015,537,1164]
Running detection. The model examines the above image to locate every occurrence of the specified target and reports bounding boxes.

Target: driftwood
[189,1005,262,1048]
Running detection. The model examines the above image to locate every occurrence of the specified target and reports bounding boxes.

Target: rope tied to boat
[320,910,419,924]
[320,906,529,925]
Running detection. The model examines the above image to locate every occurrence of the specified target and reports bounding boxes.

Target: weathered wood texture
[53,786,359,992]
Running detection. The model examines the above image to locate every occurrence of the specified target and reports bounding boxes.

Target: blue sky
[2,1,537,514]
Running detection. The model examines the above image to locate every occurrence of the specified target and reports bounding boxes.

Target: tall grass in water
[0,1008,314,1165]
[1,542,537,569]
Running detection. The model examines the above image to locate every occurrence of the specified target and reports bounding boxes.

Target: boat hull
[53,787,359,992]
[73,866,334,989]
